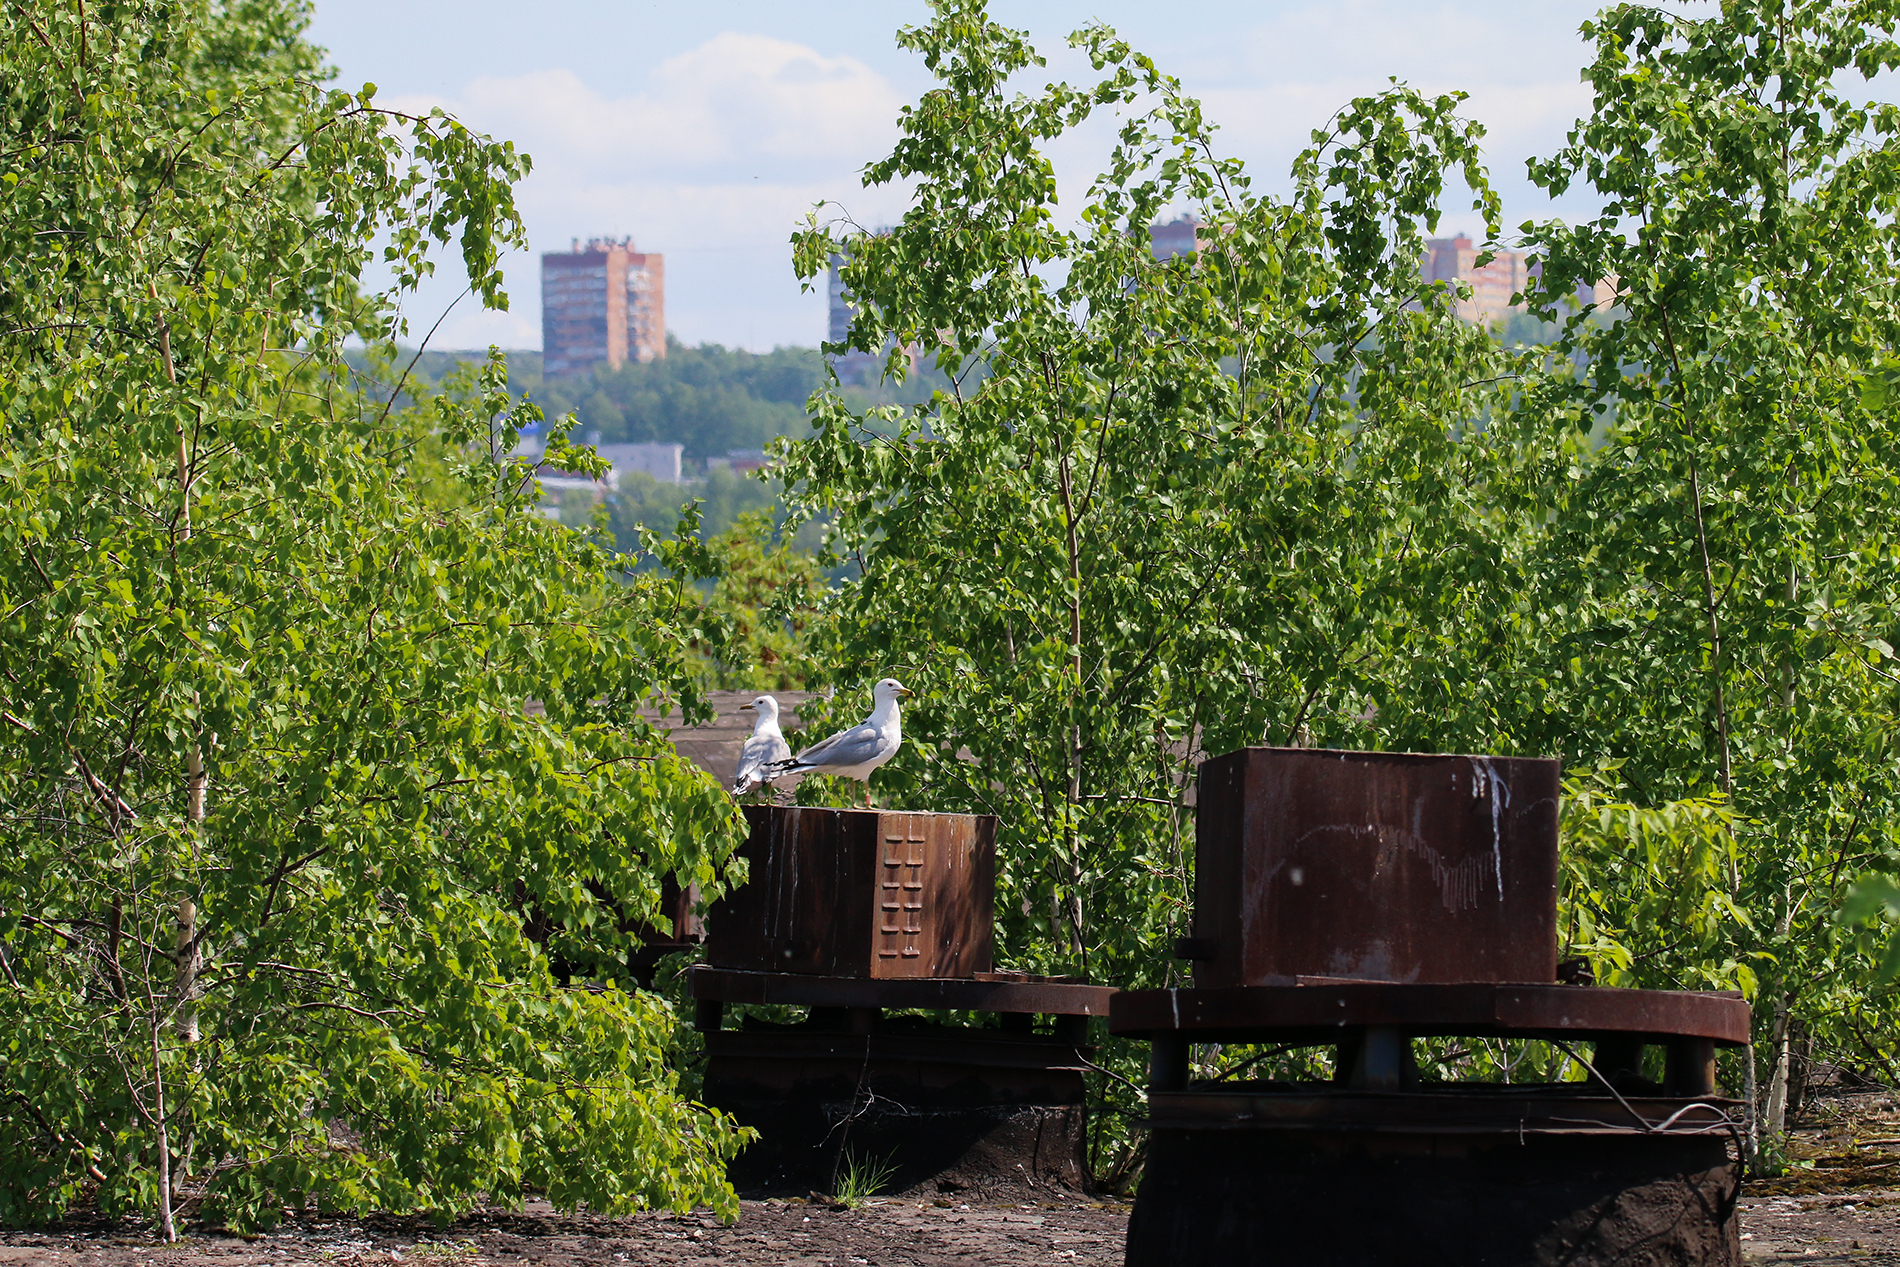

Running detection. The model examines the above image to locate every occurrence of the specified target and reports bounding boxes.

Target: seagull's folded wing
[734,733,774,782]
[790,723,883,769]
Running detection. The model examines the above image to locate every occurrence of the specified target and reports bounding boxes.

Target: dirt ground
[16,1092,1900,1266]
[0,1197,1130,1267]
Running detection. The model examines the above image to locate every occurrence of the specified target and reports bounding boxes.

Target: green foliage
[783,0,1507,979]
[830,1148,897,1208]
[0,0,750,1236]
[1508,0,1900,1145]
[687,512,824,692]
[775,0,1900,1175]
[776,0,1525,1158]
[546,342,824,460]
[607,466,786,548]
[1558,767,1754,992]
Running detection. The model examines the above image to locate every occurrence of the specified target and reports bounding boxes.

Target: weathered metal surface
[704,806,996,979]
[689,965,1114,1018]
[1109,981,1750,1045]
[1144,1087,1741,1136]
[1192,747,1561,986]
[1126,1126,1740,1266]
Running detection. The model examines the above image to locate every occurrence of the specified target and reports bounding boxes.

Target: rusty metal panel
[688,966,1115,1016]
[1190,747,1561,987]
[1108,982,1751,1046]
[872,811,995,978]
[704,806,995,979]
[1144,1088,1740,1135]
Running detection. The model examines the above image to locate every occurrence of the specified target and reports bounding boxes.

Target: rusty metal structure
[691,806,1113,1195]
[1185,747,1561,985]
[706,806,995,978]
[1114,746,1751,1267]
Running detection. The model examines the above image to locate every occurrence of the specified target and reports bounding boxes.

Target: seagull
[730,694,792,797]
[770,678,911,807]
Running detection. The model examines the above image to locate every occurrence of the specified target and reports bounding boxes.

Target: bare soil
[11,1191,1900,1266]
[16,1092,1900,1266]
[0,1197,1131,1267]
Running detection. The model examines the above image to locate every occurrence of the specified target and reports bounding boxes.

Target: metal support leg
[1054,1014,1089,1045]
[1592,1035,1649,1090]
[1665,1037,1717,1097]
[1150,1033,1189,1092]
[1346,1026,1415,1090]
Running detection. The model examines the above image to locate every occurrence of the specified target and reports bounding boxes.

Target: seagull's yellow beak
[739,702,755,712]
[896,686,913,698]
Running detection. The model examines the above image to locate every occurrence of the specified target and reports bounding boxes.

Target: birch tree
[0,0,750,1234]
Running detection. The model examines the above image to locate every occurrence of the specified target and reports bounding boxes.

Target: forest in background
[348,340,950,549]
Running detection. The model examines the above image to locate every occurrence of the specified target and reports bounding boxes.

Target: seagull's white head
[873,678,912,706]
[739,694,780,721]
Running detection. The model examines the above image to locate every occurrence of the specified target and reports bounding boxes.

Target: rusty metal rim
[690,966,1117,1015]
[1143,1088,1741,1137]
[1109,983,1750,1044]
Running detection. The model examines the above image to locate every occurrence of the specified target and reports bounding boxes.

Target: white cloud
[373,32,911,351]
[445,33,904,183]
[1157,3,1603,230]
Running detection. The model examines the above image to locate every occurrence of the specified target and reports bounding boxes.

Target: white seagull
[730,694,792,797]
[770,678,911,807]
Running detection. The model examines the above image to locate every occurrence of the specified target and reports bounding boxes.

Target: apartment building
[542,237,665,377]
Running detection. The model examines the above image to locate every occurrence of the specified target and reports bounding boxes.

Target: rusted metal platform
[1121,746,1748,1267]
[691,965,1113,1025]
[1144,1084,1740,1136]
[1111,980,1750,1043]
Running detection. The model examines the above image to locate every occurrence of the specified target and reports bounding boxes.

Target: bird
[730,694,792,797]
[770,678,911,807]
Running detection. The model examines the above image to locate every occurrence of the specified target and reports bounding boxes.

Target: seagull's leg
[863,783,873,809]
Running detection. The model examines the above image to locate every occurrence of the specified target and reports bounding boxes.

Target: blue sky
[306,1,1613,352]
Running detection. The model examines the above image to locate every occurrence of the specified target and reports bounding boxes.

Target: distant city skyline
[307,1,1611,353]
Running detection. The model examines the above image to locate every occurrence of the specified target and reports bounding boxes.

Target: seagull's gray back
[793,722,889,770]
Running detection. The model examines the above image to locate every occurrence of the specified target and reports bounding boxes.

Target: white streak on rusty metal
[1469,758,1511,901]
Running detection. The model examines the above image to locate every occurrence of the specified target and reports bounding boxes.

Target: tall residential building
[1421,235,1528,327]
[541,237,665,378]
[1148,215,1200,261]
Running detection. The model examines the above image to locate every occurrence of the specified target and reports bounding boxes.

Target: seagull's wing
[732,730,787,792]
[733,733,779,794]
[781,721,885,771]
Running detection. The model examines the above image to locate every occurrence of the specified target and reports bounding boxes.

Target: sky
[305,1,1614,353]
